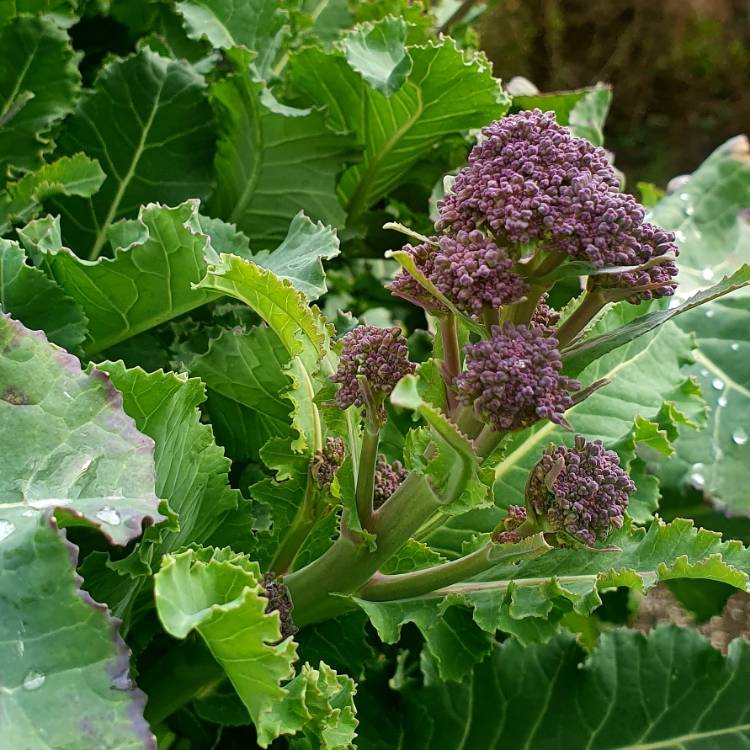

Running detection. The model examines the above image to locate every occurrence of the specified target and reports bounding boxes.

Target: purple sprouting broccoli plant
[331,325,415,414]
[524,436,636,545]
[372,455,408,509]
[454,323,580,432]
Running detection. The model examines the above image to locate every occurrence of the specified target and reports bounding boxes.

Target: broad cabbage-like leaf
[175,0,289,79]
[19,201,217,356]
[154,547,357,748]
[0,314,164,748]
[0,153,105,233]
[289,29,509,223]
[50,48,215,259]
[210,48,353,244]
[373,626,750,749]
[0,16,80,181]
[0,238,88,350]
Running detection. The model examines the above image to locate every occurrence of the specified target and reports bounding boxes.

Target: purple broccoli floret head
[454,323,579,432]
[332,326,415,409]
[431,230,527,318]
[436,110,678,280]
[373,455,408,509]
[526,435,635,545]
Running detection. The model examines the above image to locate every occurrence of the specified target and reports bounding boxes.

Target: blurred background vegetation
[479,0,750,186]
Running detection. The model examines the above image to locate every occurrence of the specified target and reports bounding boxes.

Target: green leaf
[0,516,155,750]
[210,48,353,245]
[0,314,163,748]
[380,538,447,574]
[390,627,750,749]
[343,15,411,96]
[664,297,750,513]
[20,201,217,356]
[289,33,509,222]
[649,134,750,295]
[562,265,750,375]
[155,547,357,748]
[0,153,105,233]
[0,238,88,350]
[96,361,240,553]
[184,325,294,459]
[513,83,612,146]
[253,211,340,300]
[356,517,750,666]
[0,15,80,181]
[0,313,165,542]
[175,0,289,79]
[50,48,215,259]
[0,0,79,26]
[155,547,296,745]
[644,136,750,513]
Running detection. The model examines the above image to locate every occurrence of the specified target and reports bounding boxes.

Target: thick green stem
[453,404,484,439]
[140,638,224,725]
[512,283,548,325]
[474,424,505,459]
[358,533,551,601]
[555,290,607,348]
[285,472,443,625]
[439,315,461,412]
[356,424,380,531]
[269,481,316,575]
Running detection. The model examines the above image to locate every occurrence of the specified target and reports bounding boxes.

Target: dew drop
[688,465,705,490]
[705,309,715,318]
[96,507,121,526]
[674,230,686,243]
[679,192,690,201]
[23,670,46,691]
[0,519,16,542]
[686,206,695,216]
[701,268,714,281]
[718,395,728,408]
[732,428,748,446]
[731,343,740,351]
[700,368,709,377]
[712,378,724,391]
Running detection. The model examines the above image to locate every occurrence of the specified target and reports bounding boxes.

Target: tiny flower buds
[525,435,636,545]
[262,572,297,639]
[373,455,408,509]
[311,437,345,490]
[455,323,580,431]
[331,326,415,410]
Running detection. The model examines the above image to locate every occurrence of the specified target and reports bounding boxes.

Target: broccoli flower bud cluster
[389,231,526,319]
[455,323,579,431]
[262,572,297,639]
[436,109,678,300]
[431,231,527,318]
[493,504,528,544]
[311,437,345,490]
[373,455,408,509]
[526,435,635,545]
[332,326,415,410]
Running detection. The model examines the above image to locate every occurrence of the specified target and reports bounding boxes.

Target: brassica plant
[2,2,750,748]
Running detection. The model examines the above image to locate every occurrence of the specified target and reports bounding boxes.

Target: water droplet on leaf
[705,309,715,318]
[674,230,686,243]
[679,192,690,201]
[718,395,728,407]
[0,519,16,542]
[688,465,705,490]
[731,343,740,351]
[732,428,748,446]
[701,268,714,280]
[23,670,45,690]
[712,378,724,391]
[96,507,121,526]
